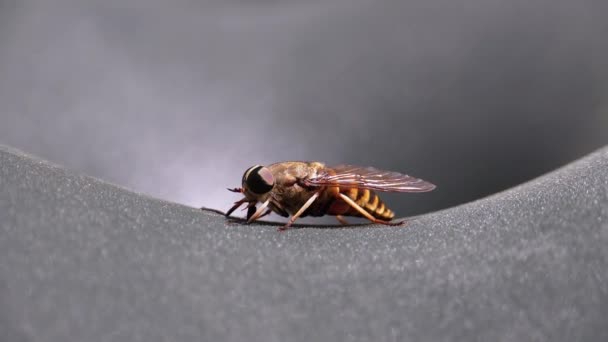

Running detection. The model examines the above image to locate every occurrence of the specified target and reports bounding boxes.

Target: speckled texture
[1,145,607,342]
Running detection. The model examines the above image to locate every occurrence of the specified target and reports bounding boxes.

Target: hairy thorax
[265,161,334,217]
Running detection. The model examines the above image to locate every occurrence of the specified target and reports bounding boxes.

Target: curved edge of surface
[1,144,607,342]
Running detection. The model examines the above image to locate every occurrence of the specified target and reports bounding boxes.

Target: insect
[226,161,436,230]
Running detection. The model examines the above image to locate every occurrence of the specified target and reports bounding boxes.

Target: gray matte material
[1,144,608,342]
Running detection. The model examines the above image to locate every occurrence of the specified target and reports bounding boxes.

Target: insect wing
[304,165,436,192]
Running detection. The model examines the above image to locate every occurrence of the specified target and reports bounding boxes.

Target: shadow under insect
[200,206,419,230]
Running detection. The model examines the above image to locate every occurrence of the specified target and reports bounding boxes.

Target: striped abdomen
[327,187,394,220]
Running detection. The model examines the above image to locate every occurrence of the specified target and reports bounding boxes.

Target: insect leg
[258,208,273,219]
[280,192,320,231]
[225,198,247,217]
[247,199,270,223]
[269,199,289,217]
[247,205,272,220]
[338,193,405,226]
[246,204,257,221]
[336,215,349,225]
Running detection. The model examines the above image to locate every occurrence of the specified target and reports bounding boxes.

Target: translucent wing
[304,164,436,192]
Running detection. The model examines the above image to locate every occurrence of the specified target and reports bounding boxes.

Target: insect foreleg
[269,199,289,217]
[225,198,247,217]
[248,204,272,220]
[246,204,257,221]
[279,191,321,231]
[258,208,273,219]
[247,199,271,223]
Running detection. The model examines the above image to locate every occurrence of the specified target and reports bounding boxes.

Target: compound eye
[243,165,274,194]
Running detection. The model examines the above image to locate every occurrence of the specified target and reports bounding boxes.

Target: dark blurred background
[0,0,607,219]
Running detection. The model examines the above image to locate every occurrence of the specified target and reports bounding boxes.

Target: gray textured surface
[1,144,608,342]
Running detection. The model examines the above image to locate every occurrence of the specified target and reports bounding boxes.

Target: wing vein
[304,165,435,193]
